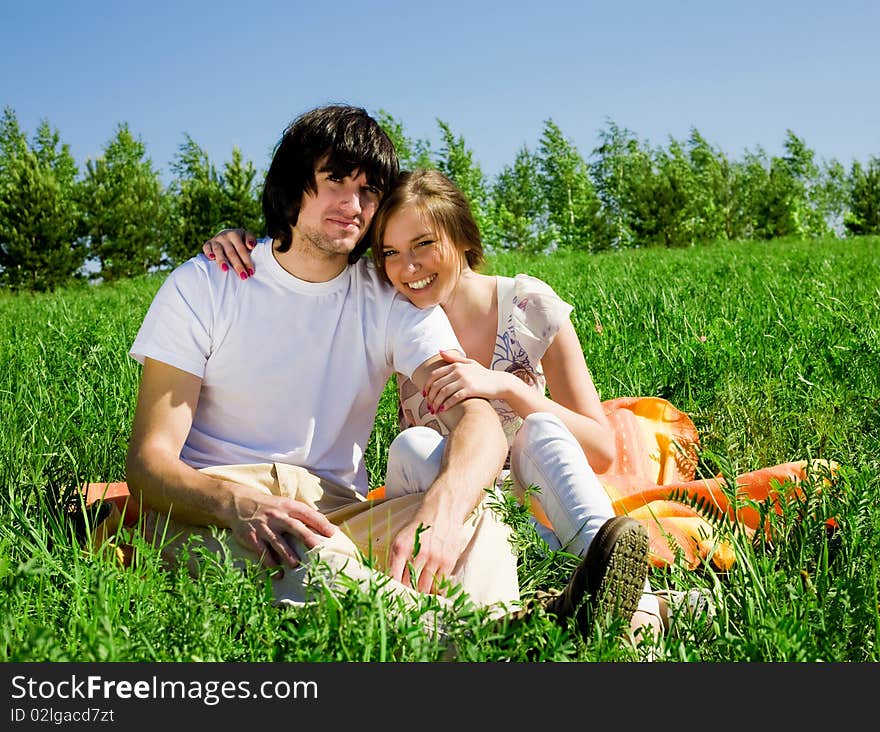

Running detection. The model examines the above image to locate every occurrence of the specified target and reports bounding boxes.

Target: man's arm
[126,358,335,568]
[386,352,508,594]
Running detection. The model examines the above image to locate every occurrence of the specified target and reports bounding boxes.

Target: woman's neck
[441,271,498,366]
[442,270,494,323]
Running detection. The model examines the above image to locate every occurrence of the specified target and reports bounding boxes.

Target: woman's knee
[385,427,445,496]
[388,427,444,466]
[513,412,575,454]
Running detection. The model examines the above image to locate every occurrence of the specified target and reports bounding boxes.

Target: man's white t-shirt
[130,242,461,495]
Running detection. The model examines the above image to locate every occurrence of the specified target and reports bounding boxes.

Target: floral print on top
[397,273,574,453]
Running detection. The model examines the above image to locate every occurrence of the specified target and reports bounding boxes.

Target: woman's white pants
[385,413,657,616]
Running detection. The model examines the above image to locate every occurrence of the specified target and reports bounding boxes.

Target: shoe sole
[578,516,649,629]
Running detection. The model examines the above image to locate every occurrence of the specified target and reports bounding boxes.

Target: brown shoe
[544,516,649,640]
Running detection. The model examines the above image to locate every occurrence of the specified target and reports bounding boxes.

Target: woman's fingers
[425,372,466,411]
[202,229,257,279]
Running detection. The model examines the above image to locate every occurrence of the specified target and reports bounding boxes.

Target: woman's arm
[423,319,616,472]
[508,318,616,472]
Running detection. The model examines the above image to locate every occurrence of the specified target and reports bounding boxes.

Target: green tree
[728,147,771,240]
[815,158,848,237]
[0,108,83,291]
[491,146,546,251]
[754,131,829,240]
[375,110,433,171]
[79,123,169,281]
[167,135,223,266]
[844,156,880,236]
[217,146,262,236]
[686,129,734,243]
[537,119,606,251]
[590,119,642,249]
[622,141,691,248]
[167,138,262,265]
[433,120,493,245]
[622,132,734,248]
[781,130,829,237]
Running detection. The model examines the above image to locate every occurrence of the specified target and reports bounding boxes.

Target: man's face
[294,163,382,257]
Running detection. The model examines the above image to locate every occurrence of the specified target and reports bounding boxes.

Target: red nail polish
[220,263,228,272]
[207,252,215,259]
[240,271,248,280]
[248,268,255,276]
[248,240,256,249]
[438,405,445,413]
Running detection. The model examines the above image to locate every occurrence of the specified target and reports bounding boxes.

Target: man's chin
[326,225,363,247]
[304,229,362,256]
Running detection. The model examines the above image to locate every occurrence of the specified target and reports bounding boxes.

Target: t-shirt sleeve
[510,273,574,366]
[387,296,463,380]
[129,258,214,378]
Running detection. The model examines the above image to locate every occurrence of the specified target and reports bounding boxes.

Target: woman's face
[380,205,465,309]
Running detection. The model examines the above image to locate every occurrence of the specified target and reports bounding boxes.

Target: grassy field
[1,236,878,662]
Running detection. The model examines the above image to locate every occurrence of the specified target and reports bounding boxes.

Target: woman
[204,169,666,641]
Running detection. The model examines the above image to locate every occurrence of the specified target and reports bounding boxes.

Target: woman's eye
[382,250,397,258]
[417,239,435,248]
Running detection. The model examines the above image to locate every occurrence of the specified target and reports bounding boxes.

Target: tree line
[1,106,878,292]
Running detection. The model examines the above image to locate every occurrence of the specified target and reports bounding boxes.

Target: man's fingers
[387,551,405,585]
[248,538,281,569]
[417,564,435,594]
[388,537,414,585]
[287,520,331,553]
[288,506,336,539]
[266,532,302,569]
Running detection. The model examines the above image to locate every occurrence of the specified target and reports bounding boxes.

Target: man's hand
[127,358,335,572]
[387,506,466,595]
[391,353,507,596]
[227,488,336,570]
[202,228,257,279]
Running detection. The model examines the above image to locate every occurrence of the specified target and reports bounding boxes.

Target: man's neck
[272,237,349,283]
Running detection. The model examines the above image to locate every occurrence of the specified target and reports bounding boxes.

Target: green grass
[1,236,878,661]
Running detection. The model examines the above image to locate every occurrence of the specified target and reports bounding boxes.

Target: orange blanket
[593,397,836,570]
[83,397,836,571]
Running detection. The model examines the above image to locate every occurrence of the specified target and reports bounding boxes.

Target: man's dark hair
[262,105,399,257]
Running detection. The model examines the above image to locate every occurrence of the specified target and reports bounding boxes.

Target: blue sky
[3,1,878,183]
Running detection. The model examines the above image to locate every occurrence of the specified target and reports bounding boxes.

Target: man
[126,104,647,643]
[126,104,520,617]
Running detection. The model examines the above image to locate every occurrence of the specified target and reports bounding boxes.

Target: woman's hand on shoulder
[202,229,258,280]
